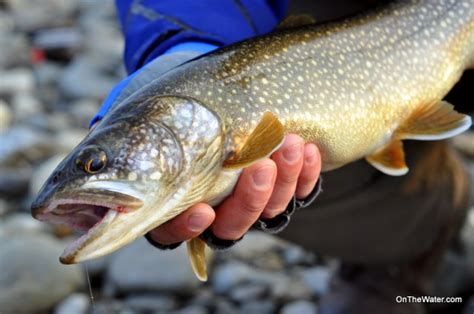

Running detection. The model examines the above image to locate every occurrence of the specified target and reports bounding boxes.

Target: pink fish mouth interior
[34,191,144,263]
[39,199,114,233]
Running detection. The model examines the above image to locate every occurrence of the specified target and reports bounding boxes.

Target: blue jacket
[116,0,288,73]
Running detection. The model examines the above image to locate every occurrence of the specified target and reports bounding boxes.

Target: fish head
[31,96,225,264]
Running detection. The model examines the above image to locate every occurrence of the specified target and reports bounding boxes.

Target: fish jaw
[32,188,147,263]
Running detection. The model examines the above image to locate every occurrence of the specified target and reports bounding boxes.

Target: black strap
[144,233,182,250]
[144,177,323,250]
[253,177,323,233]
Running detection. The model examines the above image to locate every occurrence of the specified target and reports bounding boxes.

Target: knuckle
[278,172,300,185]
[213,225,244,240]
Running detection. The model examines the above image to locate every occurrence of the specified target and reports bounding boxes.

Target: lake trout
[32,0,473,281]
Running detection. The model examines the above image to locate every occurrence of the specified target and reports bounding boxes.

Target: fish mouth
[34,189,144,264]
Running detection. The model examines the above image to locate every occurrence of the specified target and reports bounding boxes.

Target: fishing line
[84,264,96,314]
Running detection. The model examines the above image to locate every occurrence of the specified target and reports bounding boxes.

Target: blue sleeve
[116,0,288,73]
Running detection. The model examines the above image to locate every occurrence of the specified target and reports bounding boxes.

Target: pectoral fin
[186,238,208,282]
[366,139,408,176]
[396,100,471,140]
[223,112,285,169]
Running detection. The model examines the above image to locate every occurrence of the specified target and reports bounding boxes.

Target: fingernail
[283,144,302,163]
[252,165,274,189]
[188,214,205,232]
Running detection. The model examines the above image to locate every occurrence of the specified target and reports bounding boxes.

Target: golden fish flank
[32,0,473,281]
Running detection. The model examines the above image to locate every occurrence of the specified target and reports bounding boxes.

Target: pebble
[11,92,44,121]
[124,294,178,312]
[30,154,66,196]
[106,238,201,295]
[299,266,332,296]
[0,68,35,94]
[7,0,77,31]
[0,166,32,198]
[59,56,117,100]
[93,300,134,314]
[212,261,255,293]
[227,231,289,260]
[229,283,267,303]
[0,125,53,165]
[54,293,90,314]
[0,100,12,132]
[0,232,84,313]
[213,298,239,314]
[170,304,208,314]
[0,212,51,236]
[55,129,89,153]
[281,300,318,314]
[239,300,276,314]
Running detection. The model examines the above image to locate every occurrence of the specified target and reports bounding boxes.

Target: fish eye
[75,146,107,174]
[85,157,106,174]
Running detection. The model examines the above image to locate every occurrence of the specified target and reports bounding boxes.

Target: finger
[211,159,277,240]
[296,143,322,199]
[261,134,305,219]
[148,203,215,245]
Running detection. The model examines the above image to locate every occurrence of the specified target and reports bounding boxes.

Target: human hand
[148,134,321,244]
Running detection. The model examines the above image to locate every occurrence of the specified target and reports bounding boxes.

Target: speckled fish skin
[134,0,474,171]
[32,0,474,264]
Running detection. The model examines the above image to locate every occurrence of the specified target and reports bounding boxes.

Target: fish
[32,0,473,281]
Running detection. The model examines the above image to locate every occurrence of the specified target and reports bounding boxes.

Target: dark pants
[279,141,470,292]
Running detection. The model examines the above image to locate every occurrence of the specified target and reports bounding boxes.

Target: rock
[0,212,51,236]
[0,126,53,165]
[0,68,35,95]
[124,294,178,312]
[213,298,238,314]
[239,300,275,314]
[106,238,201,295]
[0,166,32,198]
[212,261,311,301]
[34,61,64,87]
[11,92,44,121]
[69,99,100,127]
[33,27,83,52]
[0,32,29,68]
[270,276,312,301]
[0,100,12,132]
[212,261,254,293]
[59,56,116,100]
[30,154,66,196]
[55,129,88,153]
[281,300,318,314]
[0,198,9,217]
[170,304,208,314]
[282,245,315,266]
[7,0,77,31]
[93,300,134,314]
[0,232,84,313]
[300,266,332,296]
[55,293,90,314]
[227,231,289,260]
[229,283,267,303]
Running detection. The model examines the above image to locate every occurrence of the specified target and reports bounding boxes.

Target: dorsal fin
[366,139,408,176]
[223,112,285,169]
[396,100,471,140]
[186,238,208,282]
[276,14,316,30]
